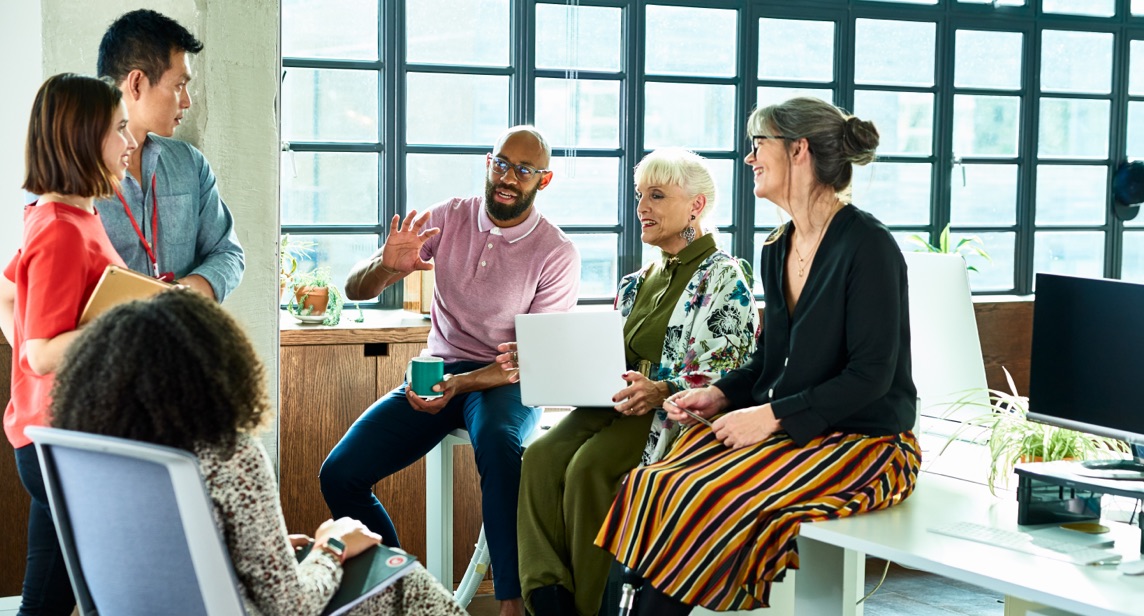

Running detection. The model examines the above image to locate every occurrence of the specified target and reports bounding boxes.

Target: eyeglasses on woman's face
[748,134,793,158]
[487,154,549,181]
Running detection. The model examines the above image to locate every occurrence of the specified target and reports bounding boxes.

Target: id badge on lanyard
[116,174,176,282]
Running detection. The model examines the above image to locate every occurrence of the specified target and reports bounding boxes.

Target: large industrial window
[282,0,1144,306]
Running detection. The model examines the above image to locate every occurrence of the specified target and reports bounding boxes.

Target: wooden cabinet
[278,311,485,583]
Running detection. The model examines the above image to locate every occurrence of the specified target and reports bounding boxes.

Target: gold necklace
[791,203,842,277]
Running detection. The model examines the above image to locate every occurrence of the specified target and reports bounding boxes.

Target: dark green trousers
[518,408,654,616]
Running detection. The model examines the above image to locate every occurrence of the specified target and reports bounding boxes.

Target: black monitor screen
[1028,273,1144,446]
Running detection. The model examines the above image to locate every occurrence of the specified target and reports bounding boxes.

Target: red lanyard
[116,174,161,278]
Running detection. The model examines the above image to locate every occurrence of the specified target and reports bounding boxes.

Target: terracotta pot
[294,285,329,316]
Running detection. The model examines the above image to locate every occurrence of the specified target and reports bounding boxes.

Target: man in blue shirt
[95,9,244,301]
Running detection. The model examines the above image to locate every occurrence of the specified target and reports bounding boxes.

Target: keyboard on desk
[928,521,1122,565]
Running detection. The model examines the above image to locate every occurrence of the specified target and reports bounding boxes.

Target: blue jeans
[320,360,540,600]
[14,444,75,616]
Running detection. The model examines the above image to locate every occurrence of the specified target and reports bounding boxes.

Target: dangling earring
[680,214,697,245]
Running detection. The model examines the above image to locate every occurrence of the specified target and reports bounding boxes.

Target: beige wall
[0,0,43,253]
[37,0,283,461]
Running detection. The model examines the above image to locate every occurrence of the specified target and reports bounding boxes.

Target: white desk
[796,473,1144,616]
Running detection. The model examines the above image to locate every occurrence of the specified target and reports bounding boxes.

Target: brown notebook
[79,265,171,326]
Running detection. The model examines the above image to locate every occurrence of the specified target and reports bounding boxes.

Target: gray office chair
[27,426,246,616]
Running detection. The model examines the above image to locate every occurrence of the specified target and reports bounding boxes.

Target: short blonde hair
[633,148,716,222]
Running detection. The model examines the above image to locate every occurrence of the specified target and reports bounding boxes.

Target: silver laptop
[515,311,627,407]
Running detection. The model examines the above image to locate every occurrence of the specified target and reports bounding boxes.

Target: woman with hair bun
[594,97,920,615]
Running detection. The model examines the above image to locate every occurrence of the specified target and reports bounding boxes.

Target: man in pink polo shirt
[321,126,580,616]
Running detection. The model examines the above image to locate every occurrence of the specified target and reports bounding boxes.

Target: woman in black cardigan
[594,97,921,615]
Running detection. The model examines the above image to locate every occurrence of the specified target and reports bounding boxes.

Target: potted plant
[907,223,992,273]
[941,368,1130,494]
[290,266,344,325]
[280,234,316,299]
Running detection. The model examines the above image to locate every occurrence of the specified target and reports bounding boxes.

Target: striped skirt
[594,426,921,611]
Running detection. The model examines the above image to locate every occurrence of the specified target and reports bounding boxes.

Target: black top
[715,205,916,446]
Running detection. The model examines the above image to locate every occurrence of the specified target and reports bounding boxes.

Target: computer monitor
[1027,273,1144,479]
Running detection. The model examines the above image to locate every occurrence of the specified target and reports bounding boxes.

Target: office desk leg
[426,439,454,589]
[794,536,864,616]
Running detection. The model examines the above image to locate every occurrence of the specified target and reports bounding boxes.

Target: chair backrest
[26,426,246,616]
[901,252,990,425]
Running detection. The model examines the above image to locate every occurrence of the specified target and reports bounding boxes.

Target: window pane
[406,0,509,66]
[1129,102,1144,160]
[282,69,379,142]
[535,79,620,149]
[964,232,1015,292]
[1041,30,1113,94]
[535,5,622,72]
[645,6,737,77]
[406,73,509,145]
[1033,231,1104,279]
[284,234,379,298]
[853,90,933,156]
[541,157,619,226]
[1035,164,1107,225]
[282,0,378,60]
[959,0,1024,4]
[707,159,734,228]
[406,154,487,211]
[568,234,618,298]
[282,152,378,225]
[758,19,834,82]
[644,83,736,150]
[1042,0,1115,17]
[1132,41,1144,96]
[859,0,935,3]
[1121,231,1144,283]
[757,87,833,109]
[1038,98,1110,159]
[950,164,1018,225]
[955,30,1022,90]
[953,95,1020,157]
[1136,0,1144,15]
[851,163,933,225]
[855,19,936,87]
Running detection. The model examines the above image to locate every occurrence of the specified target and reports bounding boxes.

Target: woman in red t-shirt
[0,73,137,616]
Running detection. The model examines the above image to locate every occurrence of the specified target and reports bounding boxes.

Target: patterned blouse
[616,250,759,464]
[197,433,466,616]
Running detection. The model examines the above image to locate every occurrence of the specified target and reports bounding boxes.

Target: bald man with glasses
[322,125,581,616]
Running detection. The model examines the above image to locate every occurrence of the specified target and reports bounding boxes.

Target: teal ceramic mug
[407,356,445,399]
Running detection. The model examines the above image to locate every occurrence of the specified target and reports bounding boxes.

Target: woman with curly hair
[501,148,759,616]
[51,290,466,616]
[594,97,920,615]
[0,72,136,615]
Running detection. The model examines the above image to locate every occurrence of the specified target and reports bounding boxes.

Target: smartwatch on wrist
[318,537,347,564]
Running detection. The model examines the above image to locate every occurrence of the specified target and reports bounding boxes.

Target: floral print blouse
[616,250,759,464]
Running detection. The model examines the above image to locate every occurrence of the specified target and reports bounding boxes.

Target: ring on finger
[512,351,519,363]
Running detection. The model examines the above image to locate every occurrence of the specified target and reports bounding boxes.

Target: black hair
[97,9,204,86]
[51,290,269,457]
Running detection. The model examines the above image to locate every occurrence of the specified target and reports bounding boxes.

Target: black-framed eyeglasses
[488,154,549,181]
[749,134,793,157]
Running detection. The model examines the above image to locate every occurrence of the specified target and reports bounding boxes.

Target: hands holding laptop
[495,342,521,383]
[612,371,668,416]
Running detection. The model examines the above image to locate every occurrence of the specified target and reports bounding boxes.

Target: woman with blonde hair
[506,148,758,616]
[595,98,920,615]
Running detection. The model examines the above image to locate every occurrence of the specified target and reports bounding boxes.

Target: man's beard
[484,180,539,222]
